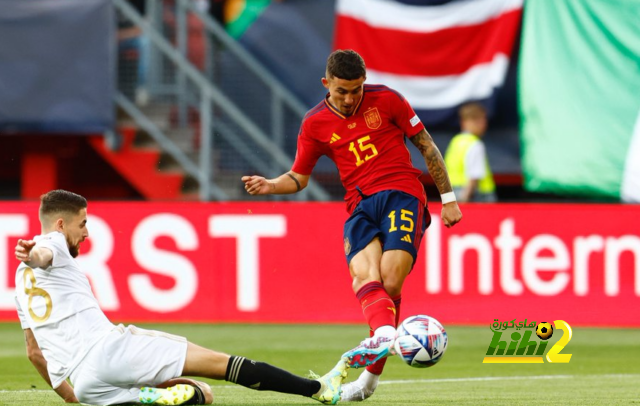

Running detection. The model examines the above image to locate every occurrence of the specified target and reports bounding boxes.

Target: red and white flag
[334,0,523,126]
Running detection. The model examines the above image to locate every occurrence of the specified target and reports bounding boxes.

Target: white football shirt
[14,231,114,388]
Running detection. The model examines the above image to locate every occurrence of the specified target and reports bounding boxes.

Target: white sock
[342,370,380,401]
[374,325,396,339]
[358,369,380,390]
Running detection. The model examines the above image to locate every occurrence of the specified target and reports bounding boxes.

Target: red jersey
[292,84,427,213]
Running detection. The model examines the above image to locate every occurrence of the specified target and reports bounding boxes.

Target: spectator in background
[117,0,149,105]
[444,102,497,203]
[161,0,208,70]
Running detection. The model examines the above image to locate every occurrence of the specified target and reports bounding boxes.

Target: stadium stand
[0,0,528,202]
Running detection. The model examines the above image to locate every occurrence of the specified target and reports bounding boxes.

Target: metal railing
[114,0,331,201]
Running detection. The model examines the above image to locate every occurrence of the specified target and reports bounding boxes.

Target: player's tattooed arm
[410,129,453,195]
[411,129,462,228]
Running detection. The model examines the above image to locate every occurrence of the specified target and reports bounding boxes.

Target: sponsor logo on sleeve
[410,115,421,127]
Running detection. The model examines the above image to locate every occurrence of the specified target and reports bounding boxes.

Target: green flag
[225,0,271,39]
[519,0,640,202]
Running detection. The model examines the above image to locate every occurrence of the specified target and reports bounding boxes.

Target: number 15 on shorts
[388,209,414,233]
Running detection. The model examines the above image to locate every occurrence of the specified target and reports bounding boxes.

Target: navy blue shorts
[343,190,431,266]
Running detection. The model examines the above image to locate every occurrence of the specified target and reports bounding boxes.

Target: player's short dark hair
[326,49,366,80]
[39,190,87,218]
[458,102,487,120]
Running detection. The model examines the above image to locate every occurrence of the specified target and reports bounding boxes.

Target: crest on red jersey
[364,108,382,130]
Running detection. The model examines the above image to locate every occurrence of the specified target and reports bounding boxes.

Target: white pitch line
[378,373,640,385]
[379,375,573,385]
[2,374,638,393]
[194,373,640,389]
[0,390,50,393]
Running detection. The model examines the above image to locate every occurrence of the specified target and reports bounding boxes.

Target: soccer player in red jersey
[242,49,462,401]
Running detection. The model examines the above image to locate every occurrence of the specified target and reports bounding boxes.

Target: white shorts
[70,324,188,405]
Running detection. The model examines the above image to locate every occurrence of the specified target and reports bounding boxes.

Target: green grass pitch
[1,322,639,405]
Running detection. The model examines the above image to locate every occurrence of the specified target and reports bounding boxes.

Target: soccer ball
[394,315,448,368]
[536,322,554,340]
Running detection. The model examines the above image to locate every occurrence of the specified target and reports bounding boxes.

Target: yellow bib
[444,133,495,194]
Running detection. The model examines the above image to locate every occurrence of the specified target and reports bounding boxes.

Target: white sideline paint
[0,390,50,393]
[378,373,640,385]
[159,373,640,389]
[2,374,638,393]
